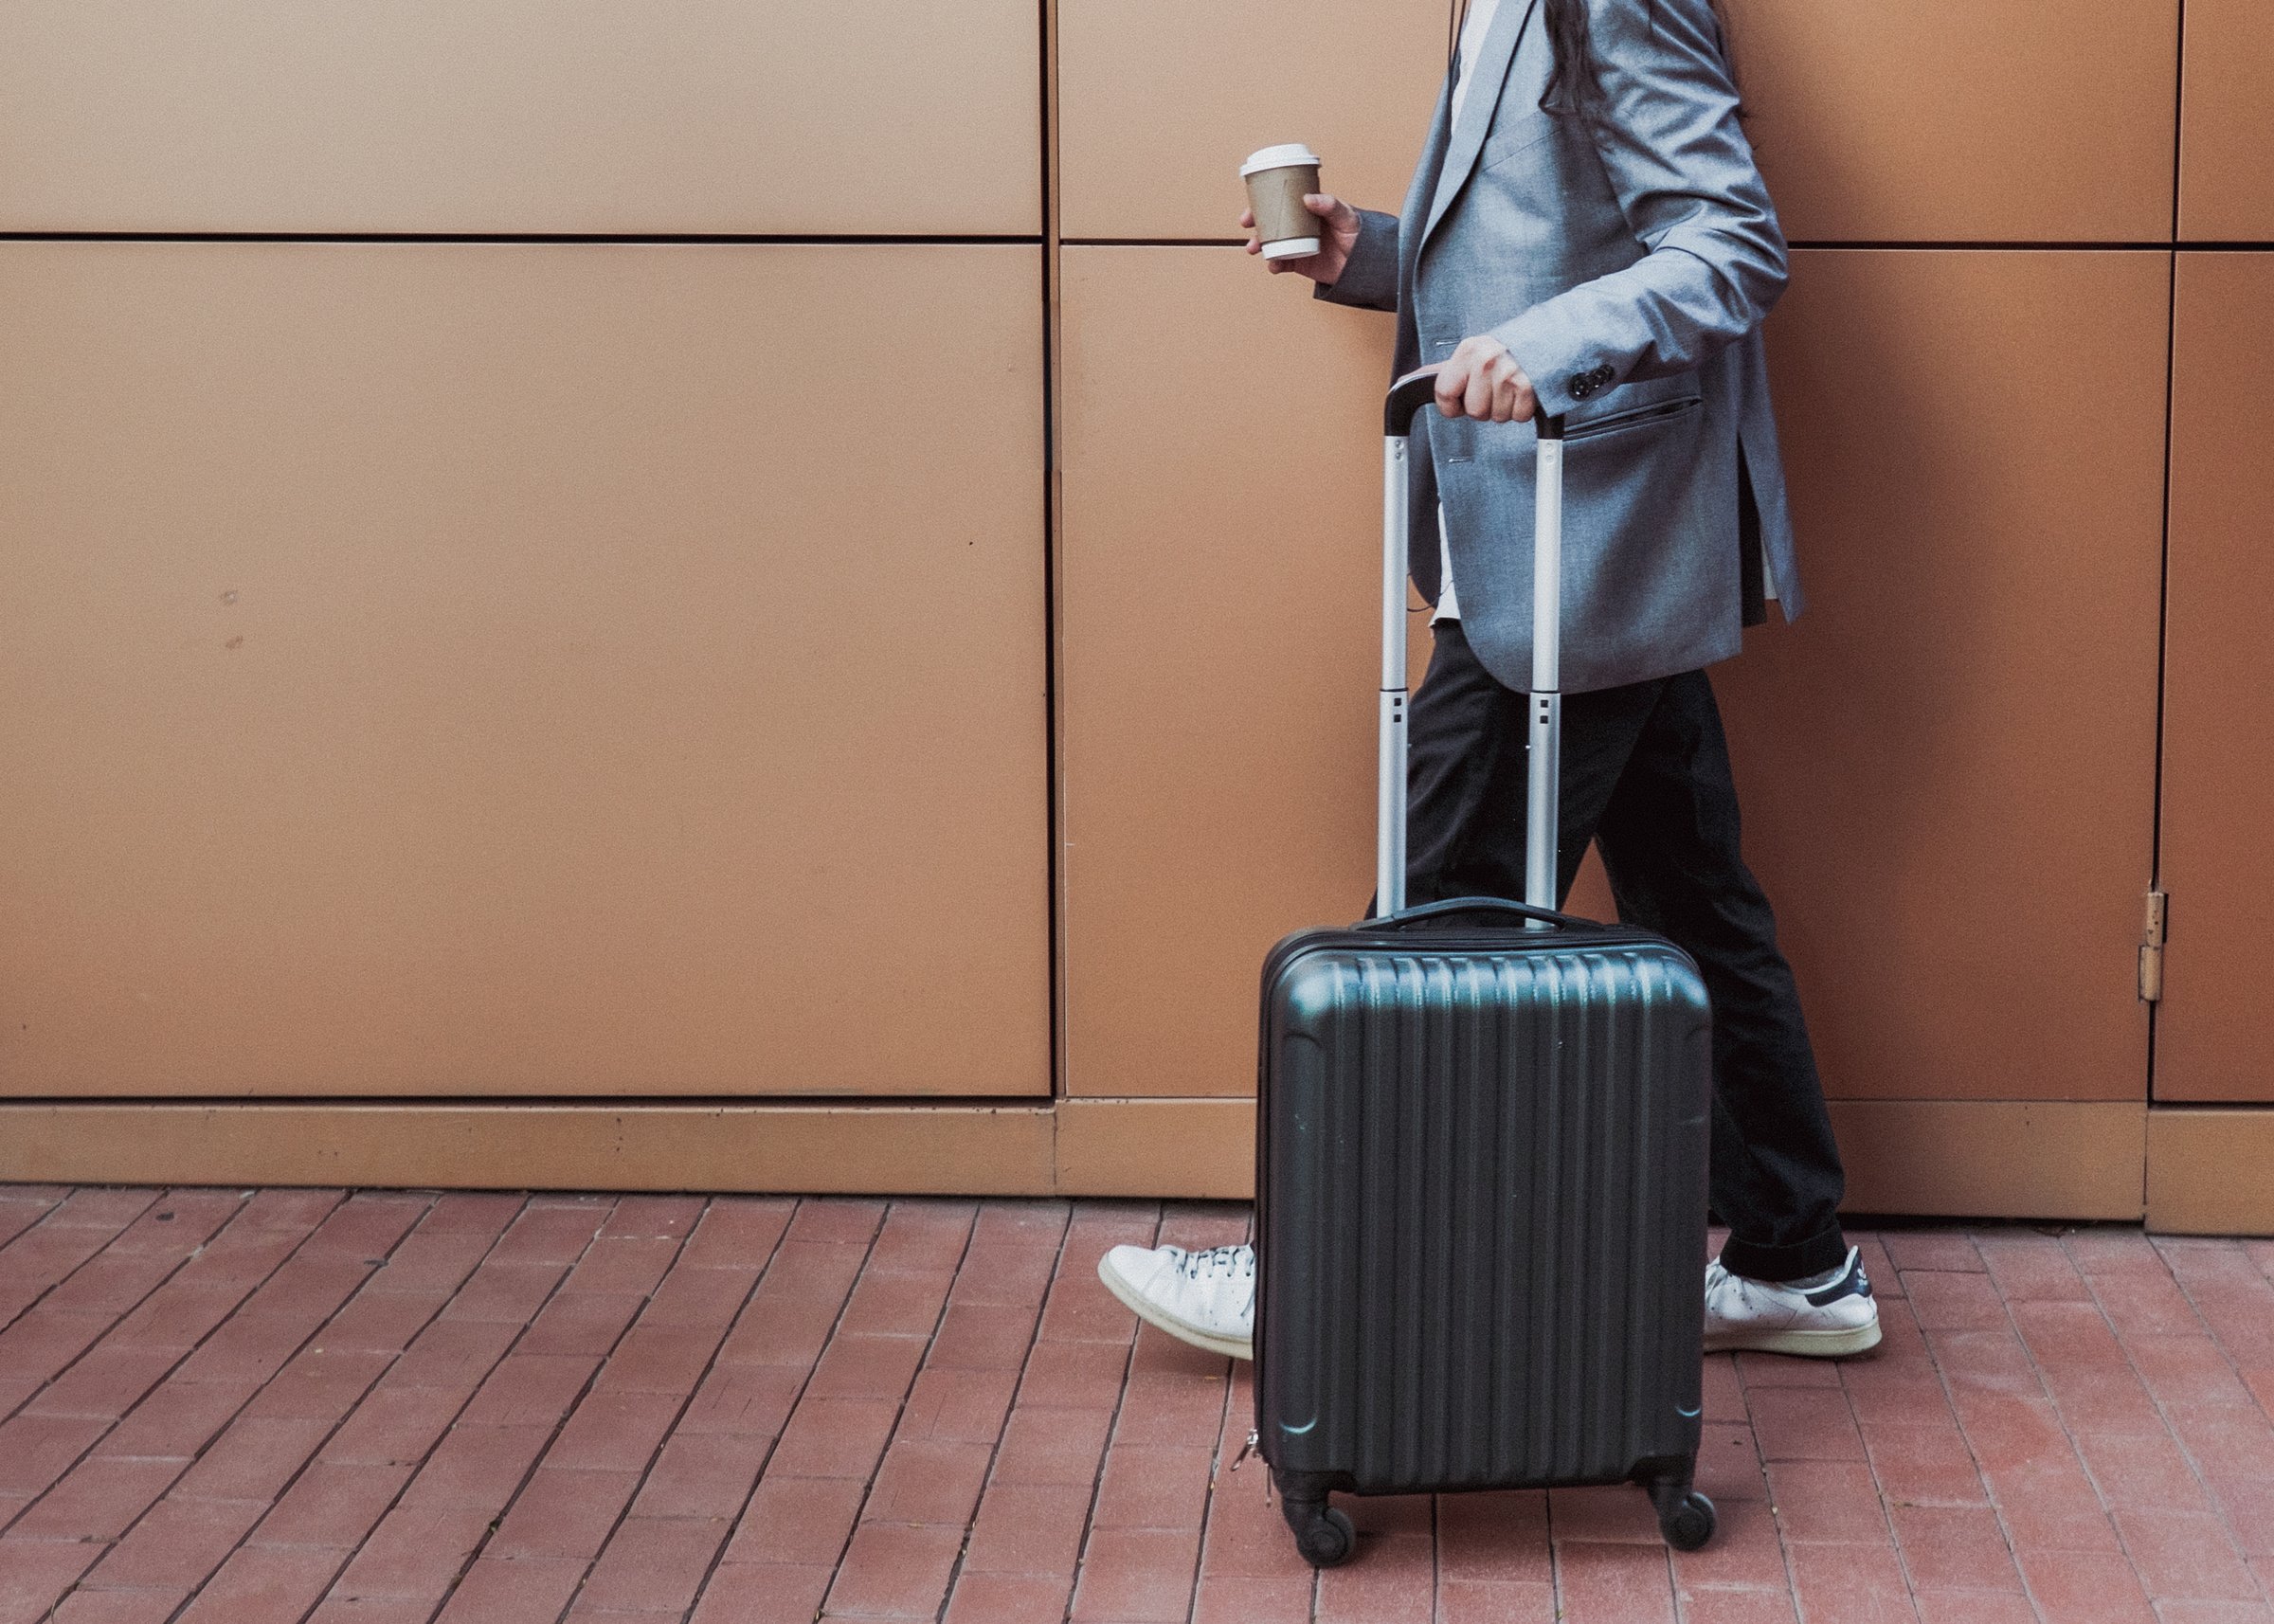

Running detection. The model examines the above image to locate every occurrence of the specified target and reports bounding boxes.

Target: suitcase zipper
[1231,1429,1270,1502]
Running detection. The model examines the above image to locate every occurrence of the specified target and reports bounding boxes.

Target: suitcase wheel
[1284,1501,1356,1569]
[1658,1489,1717,1551]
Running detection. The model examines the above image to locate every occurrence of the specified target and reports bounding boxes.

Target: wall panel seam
[0,232,1049,246]
[1055,239,2274,252]
[0,1097,1067,1110]
[1041,0,1066,1102]
[2171,0,2188,241]
[10,233,2263,250]
[0,1096,2170,1110]
[2146,247,2180,1112]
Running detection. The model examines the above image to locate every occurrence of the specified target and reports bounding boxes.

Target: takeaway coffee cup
[1241,143,1324,261]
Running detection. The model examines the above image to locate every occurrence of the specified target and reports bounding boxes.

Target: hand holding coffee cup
[1239,145,1359,286]
[1241,144,1323,257]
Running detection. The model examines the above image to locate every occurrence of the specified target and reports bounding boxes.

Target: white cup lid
[1240,143,1321,177]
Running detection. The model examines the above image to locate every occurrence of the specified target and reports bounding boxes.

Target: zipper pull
[1230,1429,1259,1472]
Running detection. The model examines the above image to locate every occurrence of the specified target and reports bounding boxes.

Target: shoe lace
[1176,1245,1254,1282]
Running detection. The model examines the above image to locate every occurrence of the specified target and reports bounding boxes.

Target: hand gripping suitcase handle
[1383,369,1566,441]
[1378,369,1567,926]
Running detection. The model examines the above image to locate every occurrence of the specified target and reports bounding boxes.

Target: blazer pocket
[1563,394,1704,442]
[1478,117,1554,174]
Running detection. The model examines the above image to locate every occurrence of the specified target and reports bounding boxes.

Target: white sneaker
[1704,1246,1882,1357]
[1096,1242,1255,1361]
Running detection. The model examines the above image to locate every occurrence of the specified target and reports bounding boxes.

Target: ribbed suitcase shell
[1254,919,1712,1501]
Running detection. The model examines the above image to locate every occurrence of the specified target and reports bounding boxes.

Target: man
[1099,0,1879,1362]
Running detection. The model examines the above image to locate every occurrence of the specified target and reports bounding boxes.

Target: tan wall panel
[1055,1099,1257,1198]
[1167,1097,2141,1216]
[2178,0,2274,239]
[1057,0,1444,241]
[1719,250,2166,1102]
[2155,254,2274,1101]
[1830,1101,2144,1221]
[1061,0,2175,244]
[1567,849,1616,922]
[2147,1110,2274,1236]
[0,1105,1057,1195]
[1058,246,1398,1097]
[1734,0,2175,241]
[0,243,1051,1098]
[0,1096,2171,1216]
[0,0,1038,234]
[1060,248,2165,1106]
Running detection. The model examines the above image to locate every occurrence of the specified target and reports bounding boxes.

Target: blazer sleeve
[1311,207,1401,314]
[1489,0,1787,419]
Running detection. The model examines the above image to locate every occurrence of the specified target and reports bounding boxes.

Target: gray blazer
[1319,0,1804,694]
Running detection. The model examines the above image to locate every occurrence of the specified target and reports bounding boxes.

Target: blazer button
[1569,375,1595,399]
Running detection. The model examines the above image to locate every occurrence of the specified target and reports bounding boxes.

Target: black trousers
[1405,622,1849,1283]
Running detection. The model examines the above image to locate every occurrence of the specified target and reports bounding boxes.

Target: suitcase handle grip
[1356,894,1594,933]
[1383,368,1564,440]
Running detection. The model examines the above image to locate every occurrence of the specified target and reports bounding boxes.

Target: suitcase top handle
[1357,895,1593,933]
[1384,368,1566,440]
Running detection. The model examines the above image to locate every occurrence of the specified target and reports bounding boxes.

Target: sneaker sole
[1704,1318,1884,1358]
[1094,1254,1254,1362]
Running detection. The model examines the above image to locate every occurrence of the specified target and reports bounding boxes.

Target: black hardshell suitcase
[1253,373,1719,1567]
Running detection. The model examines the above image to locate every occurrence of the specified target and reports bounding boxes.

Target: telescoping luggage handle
[1378,370,1565,928]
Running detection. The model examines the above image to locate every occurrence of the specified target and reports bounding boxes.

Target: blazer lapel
[1421,0,1541,249]
[1399,76,1453,240]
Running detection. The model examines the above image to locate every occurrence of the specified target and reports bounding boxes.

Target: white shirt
[1449,0,1506,127]
[1433,0,1502,623]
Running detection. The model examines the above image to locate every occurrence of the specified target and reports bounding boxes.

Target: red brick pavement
[0,1184,2269,1623]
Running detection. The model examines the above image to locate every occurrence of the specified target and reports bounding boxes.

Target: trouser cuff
[1718,1222,1848,1285]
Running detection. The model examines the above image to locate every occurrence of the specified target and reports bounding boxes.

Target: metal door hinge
[2139,889,2168,1003]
